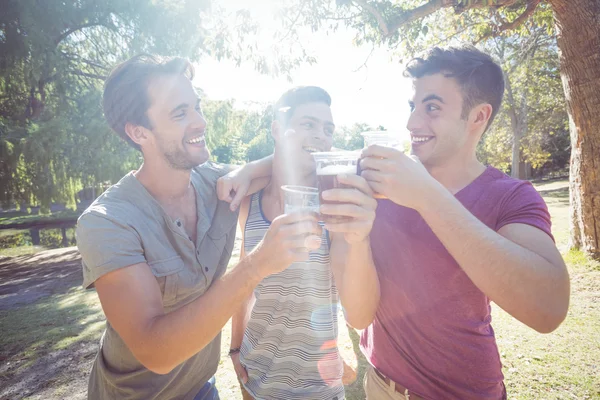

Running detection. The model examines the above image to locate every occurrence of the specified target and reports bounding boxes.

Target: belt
[373,368,424,400]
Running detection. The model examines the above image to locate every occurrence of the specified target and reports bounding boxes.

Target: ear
[271,120,283,143]
[470,103,493,135]
[124,123,150,148]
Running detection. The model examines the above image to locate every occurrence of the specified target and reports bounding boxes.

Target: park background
[0,1,598,399]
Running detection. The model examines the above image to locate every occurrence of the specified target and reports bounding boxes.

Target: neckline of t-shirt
[454,165,496,199]
[125,170,203,223]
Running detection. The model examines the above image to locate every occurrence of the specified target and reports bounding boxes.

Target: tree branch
[350,0,530,39]
[457,0,520,11]
[475,0,541,43]
[388,0,454,36]
[54,21,111,47]
[69,71,107,81]
[61,52,110,71]
[353,43,376,72]
[278,5,305,43]
[351,0,390,36]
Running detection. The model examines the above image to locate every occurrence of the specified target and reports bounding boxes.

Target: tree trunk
[511,135,521,179]
[519,161,531,180]
[504,72,522,179]
[550,0,600,258]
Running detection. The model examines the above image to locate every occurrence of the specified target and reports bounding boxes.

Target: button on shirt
[76,162,238,400]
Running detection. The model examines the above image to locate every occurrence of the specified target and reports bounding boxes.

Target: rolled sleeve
[77,212,146,289]
[495,181,554,242]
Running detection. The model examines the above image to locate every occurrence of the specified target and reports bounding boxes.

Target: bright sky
[194,1,413,134]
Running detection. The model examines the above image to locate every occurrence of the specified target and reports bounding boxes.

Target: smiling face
[141,74,209,170]
[274,101,335,176]
[407,73,478,168]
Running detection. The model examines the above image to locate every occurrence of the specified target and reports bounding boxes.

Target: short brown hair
[103,54,195,150]
[405,45,504,133]
[273,86,332,126]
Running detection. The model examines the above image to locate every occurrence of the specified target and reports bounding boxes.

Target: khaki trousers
[363,365,424,400]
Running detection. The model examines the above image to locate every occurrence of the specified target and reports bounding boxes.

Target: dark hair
[405,45,505,132]
[273,86,332,126]
[103,54,195,150]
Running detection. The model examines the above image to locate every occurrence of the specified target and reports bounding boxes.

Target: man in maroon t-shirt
[358,46,570,399]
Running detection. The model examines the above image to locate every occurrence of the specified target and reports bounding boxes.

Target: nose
[312,126,330,142]
[406,110,425,134]
[191,109,207,131]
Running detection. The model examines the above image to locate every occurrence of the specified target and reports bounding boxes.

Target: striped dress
[240,191,344,400]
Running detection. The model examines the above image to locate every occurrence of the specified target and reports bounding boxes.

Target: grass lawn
[0,245,49,258]
[0,179,599,399]
[0,210,80,227]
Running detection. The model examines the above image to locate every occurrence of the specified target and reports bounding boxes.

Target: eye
[302,122,314,130]
[409,103,415,112]
[174,111,186,119]
[324,127,334,137]
[426,103,440,112]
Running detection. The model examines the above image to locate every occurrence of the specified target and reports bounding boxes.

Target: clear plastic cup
[312,151,359,222]
[361,130,411,152]
[281,185,322,252]
[281,185,320,214]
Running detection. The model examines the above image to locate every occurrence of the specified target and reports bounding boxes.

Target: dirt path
[0,247,82,311]
[0,247,95,400]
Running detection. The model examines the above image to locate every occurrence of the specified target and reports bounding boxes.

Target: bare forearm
[141,257,262,373]
[331,238,380,329]
[245,155,274,178]
[419,189,568,331]
[231,293,253,349]
[247,176,270,196]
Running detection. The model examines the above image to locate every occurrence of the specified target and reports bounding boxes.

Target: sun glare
[195,1,412,132]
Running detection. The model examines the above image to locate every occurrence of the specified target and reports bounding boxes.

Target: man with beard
[76,55,323,400]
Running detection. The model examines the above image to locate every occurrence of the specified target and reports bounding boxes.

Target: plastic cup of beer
[360,131,411,199]
[312,151,359,223]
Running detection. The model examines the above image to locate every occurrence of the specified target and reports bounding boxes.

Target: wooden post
[30,228,40,245]
[61,227,69,247]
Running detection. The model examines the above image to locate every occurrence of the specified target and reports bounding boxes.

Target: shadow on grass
[0,287,104,400]
[344,326,368,400]
[0,248,82,310]
[537,187,569,202]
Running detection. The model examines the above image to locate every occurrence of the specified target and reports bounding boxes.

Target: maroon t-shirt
[361,166,553,400]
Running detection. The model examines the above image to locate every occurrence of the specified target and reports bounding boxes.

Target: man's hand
[359,145,443,210]
[217,168,251,212]
[251,212,322,278]
[320,174,377,244]
[230,352,249,384]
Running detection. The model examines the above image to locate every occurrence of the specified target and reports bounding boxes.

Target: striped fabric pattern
[240,191,344,400]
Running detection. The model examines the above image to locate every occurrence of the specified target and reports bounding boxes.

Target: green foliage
[0,0,212,208]
[202,99,275,164]
[261,1,568,177]
[0,227,76,250]
[0,0,571,212]
[333,122,372,150]
[477,28,569,177]
[246,131,275,162]
[0,230,29,249]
